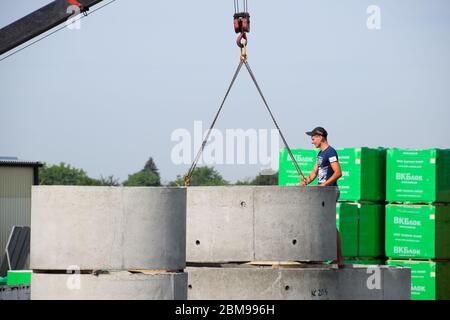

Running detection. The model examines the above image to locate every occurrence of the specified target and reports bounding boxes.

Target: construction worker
[300,126,344,266]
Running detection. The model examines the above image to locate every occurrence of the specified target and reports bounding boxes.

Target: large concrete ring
[31,271,187,300]
[186,266,411,300]
[187,186,338,263]
[31,186,186,270]
[187,266,338,300]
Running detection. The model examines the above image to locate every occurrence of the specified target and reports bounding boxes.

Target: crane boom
[0,0,103,55]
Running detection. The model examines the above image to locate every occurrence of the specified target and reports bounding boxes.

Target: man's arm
[320,161,342,186]
[300,163,318,186]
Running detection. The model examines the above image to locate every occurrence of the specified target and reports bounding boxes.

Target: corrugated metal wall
[0,167,33,258]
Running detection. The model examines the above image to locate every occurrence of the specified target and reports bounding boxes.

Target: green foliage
[143,157,160,177]
[39,162,101,186]
[234,172,279,186]
[123,170,161,187]
[235,179,252,185]
[167,179,183,187]
[168,166,228,186]
[123,156,162,187]
[251,172,278,185]
[99,175,120,186]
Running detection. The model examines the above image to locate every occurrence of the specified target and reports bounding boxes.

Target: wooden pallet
[128,269,182,274]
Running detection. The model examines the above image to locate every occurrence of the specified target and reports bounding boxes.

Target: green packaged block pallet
[6,270,32,286]
[335,147,386,202]
[337,202,385,258]
[385,204,450,259]
[387,260,450,300]
[0,276,7,285]
[278,148,318,186]
[279,147,386,198]
[359,203,385,257]
[386,148,450,203]
[336,203,358,257]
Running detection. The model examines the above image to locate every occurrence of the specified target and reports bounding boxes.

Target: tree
[99,175,120,186]
[123,157,162,186]
[168,166,228,186]
[143,157,160,178]
[123,170,160,187]
[251,172,278,185]
[234,171,279,186]
[235,178,252,185]
[39,162,101,186]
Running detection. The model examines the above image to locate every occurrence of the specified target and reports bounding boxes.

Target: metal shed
[0,157,42,264]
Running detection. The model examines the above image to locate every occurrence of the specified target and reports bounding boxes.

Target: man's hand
[300,178,307,186]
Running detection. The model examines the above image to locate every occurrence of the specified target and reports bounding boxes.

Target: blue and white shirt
[317,146,339,186]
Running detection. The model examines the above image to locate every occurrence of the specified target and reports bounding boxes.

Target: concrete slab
[186,265,411,300]
[31,271,187,300]
[187,186,337,263]
[31,186,186,270]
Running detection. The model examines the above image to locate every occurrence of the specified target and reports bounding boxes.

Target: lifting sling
[184,1,304,186]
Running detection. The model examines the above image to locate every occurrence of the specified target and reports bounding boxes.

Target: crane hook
[236,32,248,48]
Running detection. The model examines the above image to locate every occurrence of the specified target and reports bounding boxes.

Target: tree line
[39,157,278,186]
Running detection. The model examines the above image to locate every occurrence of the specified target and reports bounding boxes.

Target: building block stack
[385,149,450,300]
[335,148,387,264]
[278,148,318,186]
[279,147,387,265]
[336,202,385,263]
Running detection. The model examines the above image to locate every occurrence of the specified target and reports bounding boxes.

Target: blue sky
[1,0,449,183]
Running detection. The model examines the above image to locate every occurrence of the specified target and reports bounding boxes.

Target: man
[300,126,344,266]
